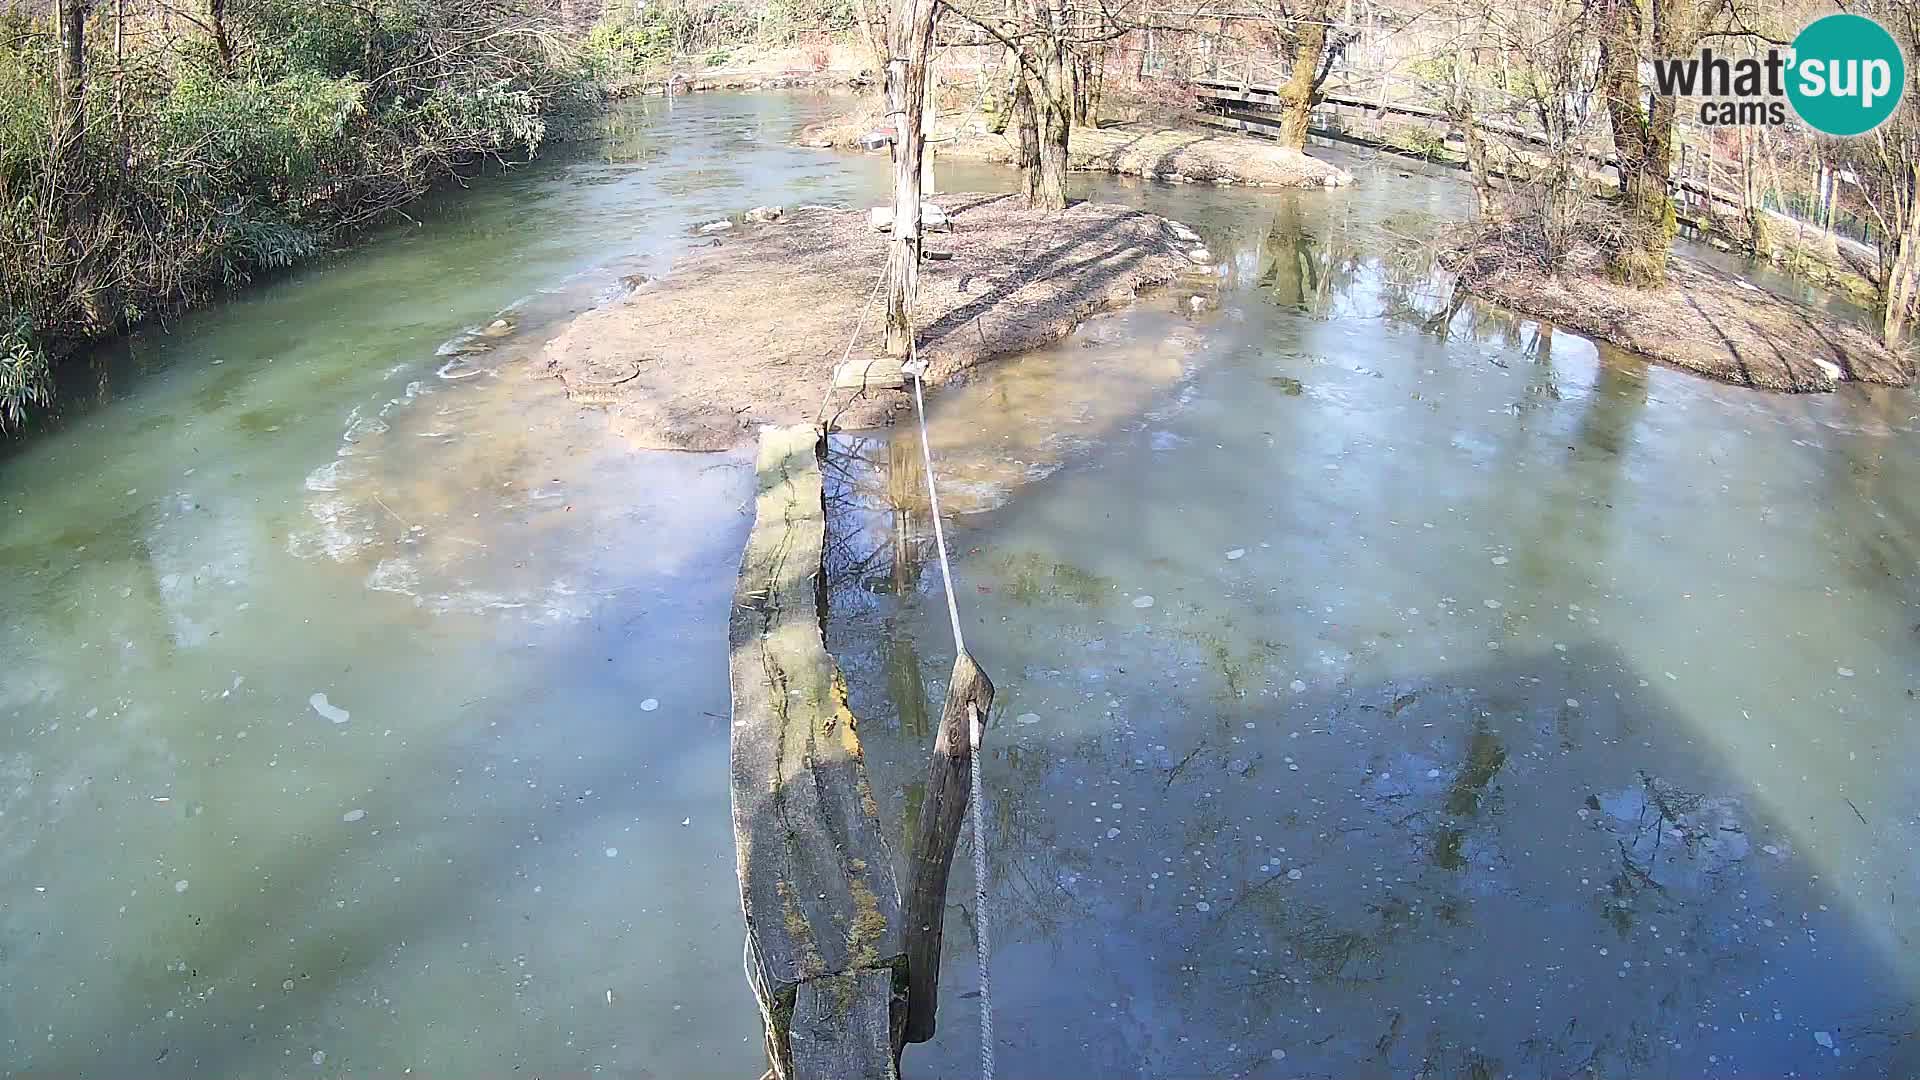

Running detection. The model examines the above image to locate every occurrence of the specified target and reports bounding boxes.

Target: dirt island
[542,194,1215,450]
[1454,236,1915,393]
[799,107,1354,190]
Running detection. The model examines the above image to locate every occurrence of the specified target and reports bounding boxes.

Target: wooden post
[883,0,940,357]
[902,650,994,1044]
[923,46,939,195]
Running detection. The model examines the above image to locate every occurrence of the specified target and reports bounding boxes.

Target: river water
[3,94,1917,1078]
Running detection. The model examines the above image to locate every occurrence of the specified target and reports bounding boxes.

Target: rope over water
[904,299,992,1080]
[967,699,993,1080]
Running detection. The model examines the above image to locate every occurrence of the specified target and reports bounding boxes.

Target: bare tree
[1593,0,1782,283]
[981,0,1077,210]
[880,0,939,355]
[1592,0,1674,282]
[1438,4,1498,214]
[851,0,890,71]
[1265,0,1351,149]
[948,0,1156,209]
[208,0,236,73]
[1831,0,1920,341]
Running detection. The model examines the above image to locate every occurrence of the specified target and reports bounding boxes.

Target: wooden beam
[730,426,907,1080]
[791,971,899,1079]
[902,650,995,1044]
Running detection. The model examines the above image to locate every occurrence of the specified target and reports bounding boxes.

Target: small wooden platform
[729,426,907,1080]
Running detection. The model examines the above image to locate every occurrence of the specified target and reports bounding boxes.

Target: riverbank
[615,68,871,95]
[1455,237,1913,392]
[0,0,595,431]
[799,108,1353,189]
[1233,103,1882,306]
[604,43,874,97]
[541,194,1209,450]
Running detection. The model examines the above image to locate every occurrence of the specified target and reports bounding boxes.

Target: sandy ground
[541,194,1210,450]
[799,108,1353,189]
[1459,247,1914,392]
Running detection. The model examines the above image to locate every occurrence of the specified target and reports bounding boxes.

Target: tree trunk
[1030,0,1071,211]
[1011,58,1042,207]
[1887,238,1914,342]
[1084,46,1106,125]
[1071,48,1104,126]
[1070,52,1089,125]
[1450,51,1493,215]
[1738,126,1765,254]
[1276,17,1327,151]
[53,0,86,155]
[209,0,236,74]
[1460,110,1494,216]
[1883,163,1920,344]
[1035,60,1070,209]
[1596,0,1675,284]
[882,0,939,357]
[113,0,125,161]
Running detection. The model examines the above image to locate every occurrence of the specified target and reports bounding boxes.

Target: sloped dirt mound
[542,194,1210,450]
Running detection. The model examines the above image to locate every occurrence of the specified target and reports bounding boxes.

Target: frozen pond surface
[0,94,882,1079]
[3,89,1917,1078]
[828,165,1920,1077]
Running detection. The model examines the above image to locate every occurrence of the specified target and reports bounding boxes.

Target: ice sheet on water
[288,494,377,562]
[365,558,421,598]
[342,410,389,444]
[304,460,353,492]
[309,693,350,724]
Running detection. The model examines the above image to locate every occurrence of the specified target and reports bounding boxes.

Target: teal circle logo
[1787,14,1905,136]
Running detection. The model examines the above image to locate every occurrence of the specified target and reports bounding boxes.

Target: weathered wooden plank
[902,650,995,1044]
[832,353,907,390]
[729,425,905,1080]
[789,970,898,1080]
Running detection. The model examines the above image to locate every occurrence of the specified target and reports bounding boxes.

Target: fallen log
[729,425,907,1080]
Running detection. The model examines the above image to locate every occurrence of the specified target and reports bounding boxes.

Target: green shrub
[583,0,860,76]
[1383,123,1449,160]
[0,322,51,430]
[584,10,680,76]
[0,0,598,428]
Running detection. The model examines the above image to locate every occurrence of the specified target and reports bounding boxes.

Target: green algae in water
[1431,825,1467,871]
[994,550,1115,605]
[1444,722,1508,817]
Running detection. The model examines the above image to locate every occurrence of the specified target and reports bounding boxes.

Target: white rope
[815,265,891,428]
[906,350,967,656]
[903,300,990,1080]
[968,701,993,1080]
